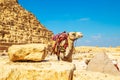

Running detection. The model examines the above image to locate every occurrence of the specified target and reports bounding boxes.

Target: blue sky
[18,0,120,47]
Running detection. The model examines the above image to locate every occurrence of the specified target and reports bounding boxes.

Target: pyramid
[0,0,53,51]
[87,53,120,76]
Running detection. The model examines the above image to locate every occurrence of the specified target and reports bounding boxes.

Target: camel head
[68,32,83,41]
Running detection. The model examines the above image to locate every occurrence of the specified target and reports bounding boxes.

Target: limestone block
[0,61,75,80]
[8,44,48,61]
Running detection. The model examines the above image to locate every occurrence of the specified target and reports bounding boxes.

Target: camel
[52,32,83,62]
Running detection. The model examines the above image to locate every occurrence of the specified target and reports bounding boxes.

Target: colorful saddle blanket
[52,32,68,52]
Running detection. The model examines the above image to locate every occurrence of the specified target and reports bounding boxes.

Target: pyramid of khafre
[0,0,53,49]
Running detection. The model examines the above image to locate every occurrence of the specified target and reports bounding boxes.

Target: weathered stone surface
[8,44,48,61]
[0,0,53,51]
[87,53,120,76]
[0,58,75,80]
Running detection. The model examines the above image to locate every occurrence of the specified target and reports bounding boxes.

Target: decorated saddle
[52,32,68,52]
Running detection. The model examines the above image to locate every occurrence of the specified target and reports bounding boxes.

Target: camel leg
[57,50,60,61]
[57,56,60,61]
[57,46,60,61]
[50,49,54,55]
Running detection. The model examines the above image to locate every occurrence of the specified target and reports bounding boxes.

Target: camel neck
[67,37,74,49]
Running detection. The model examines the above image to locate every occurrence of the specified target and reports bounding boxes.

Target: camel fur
[52,32,83,62]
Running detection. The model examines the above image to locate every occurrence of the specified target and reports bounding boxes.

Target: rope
[74,39,77,47]
[74,32,77,47]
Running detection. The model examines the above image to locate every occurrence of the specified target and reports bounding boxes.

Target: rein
[74,39,77,47]
[59,37,68,53]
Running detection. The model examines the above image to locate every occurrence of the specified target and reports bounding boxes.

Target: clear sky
[18,0,120,47]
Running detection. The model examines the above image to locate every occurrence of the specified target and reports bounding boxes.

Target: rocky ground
[0,53,120,80]
[0,55,75,80]
[72,53,120,80]
[46,53,120,80]
[0,46,120,80]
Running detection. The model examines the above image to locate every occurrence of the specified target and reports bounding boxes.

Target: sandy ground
[45,53,120,80]
[0,52,120,80]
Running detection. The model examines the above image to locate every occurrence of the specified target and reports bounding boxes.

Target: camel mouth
[80,33,83,37]
[76,32,83,38]
[78,34,83,38]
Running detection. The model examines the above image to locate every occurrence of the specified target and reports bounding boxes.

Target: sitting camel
[52,32,83,62]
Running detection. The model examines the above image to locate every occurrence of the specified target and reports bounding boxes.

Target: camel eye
[72,33,76,36]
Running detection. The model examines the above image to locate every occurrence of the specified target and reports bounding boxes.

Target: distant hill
[75,46,120,53]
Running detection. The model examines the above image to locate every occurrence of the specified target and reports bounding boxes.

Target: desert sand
[0,46,120,80]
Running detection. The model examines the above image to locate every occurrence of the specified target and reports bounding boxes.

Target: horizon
[18,0,120,47]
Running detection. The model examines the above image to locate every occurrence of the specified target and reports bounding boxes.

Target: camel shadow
[13,60,49,63]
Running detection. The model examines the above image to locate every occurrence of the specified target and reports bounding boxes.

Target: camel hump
[58,33,68,40]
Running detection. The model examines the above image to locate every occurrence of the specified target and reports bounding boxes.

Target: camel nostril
[81,35,83,37]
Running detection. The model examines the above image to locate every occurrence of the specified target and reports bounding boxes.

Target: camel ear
[68,33,69,36]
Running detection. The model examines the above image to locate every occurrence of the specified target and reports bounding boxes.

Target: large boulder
[8,44,48,61]
[87,53,120,76]
[0,58,75,80]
